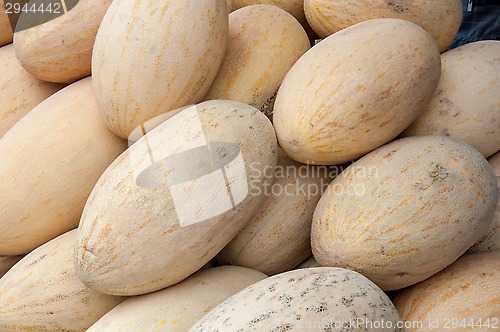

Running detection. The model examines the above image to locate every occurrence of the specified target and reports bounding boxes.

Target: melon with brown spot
[0,230,125,331]
[402,41,500,158]
[189,267,402,331]
[13,0,113,83]
[87,266,267,331]
[394,250,500,331]
[204,4,310,118]
[93,0,228,139]
[467,151,500,254]
[311,136,497,291]
[304,0,462,52]
[273,18,441,165]
[0,77,127,255]
[217,151,333,275]
[0,43,64,138]
[74,100,277,296]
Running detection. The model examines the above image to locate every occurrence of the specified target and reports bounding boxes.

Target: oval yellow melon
[304,0,462,52]
[74,100,277,296]
[189,267,402,331]
[467,151,500,254]
[394,251,500,332]
[217,151,333,275]
[13,0,113,83]
[403,41,500,158]
[0,255,23,278]
[0,0,12,46]
[273,18,441,165]
[204,4,310,118]
[0,77,127,255]
[0,43,63,138]
[93,0,228,139]
[0,230,124,331]
[311,136,498,291]
[87,266,267,331]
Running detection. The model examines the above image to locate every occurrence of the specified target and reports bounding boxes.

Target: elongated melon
[312,136,497,290]
[88,266,267,331]
[0,230,124,331]
[0,43,63,138]
[394,251,500,332]
[75,100,277,296]
[189,267,402,331]
[217,151,333,275]
[204,4,310,118]
[13,0,113,83]
[0,77,127,255]
[273,18,440,165]
[403,41,500,158]
[93,0,228,139]
[304,0,462,52]
[467,151,500,254]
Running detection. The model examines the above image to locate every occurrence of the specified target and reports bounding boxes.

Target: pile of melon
[0,0,499,331]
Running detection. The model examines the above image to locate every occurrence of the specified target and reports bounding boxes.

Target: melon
[92,0,228,139]
[189,267,402,331]
[467,151,500,254]
[0,230,124,331]
[13,0,113,83]
[304,0,462,52]
[394,250,500,331]
[273,18,441,165]
[87,266,267,331]
[403,41,500,158]
[311,136,497,290]
[217,151,333,275]
[204,4,310,118]
[0,77,127,255]
[0,43,63,138]
[74,100,277,296]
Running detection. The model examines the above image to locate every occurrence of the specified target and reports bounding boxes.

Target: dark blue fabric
[450,0,500,48]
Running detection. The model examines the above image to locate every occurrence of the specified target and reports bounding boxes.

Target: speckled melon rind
[189,267,402,331]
